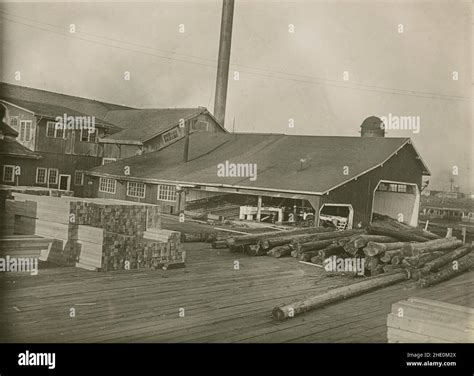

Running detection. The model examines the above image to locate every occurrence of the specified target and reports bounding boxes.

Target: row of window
[378,183,408,193]
[160,121,210,145]
[46,121,98,142]
[98,178,177,201]
[2,166,84,187]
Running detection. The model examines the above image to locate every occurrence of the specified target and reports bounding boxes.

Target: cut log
[419,244,472,274]
[310,255,323,264]
[344,235,397,255]
[401,237,462,257]
[368,222,429,242]
[402,251,444,268]
[364,241,407,256]
[391,255,402,265]
[418,253,474,287]
[272,270,409,320]
[318,244,347,259]
[380,249,403,263]
[371,214,440,240]
[296,239,341,254]
[262,228,363,252]
[267,245,292,258]
[383,265,404,273]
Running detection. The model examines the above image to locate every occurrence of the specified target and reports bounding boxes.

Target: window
[378,183,388,191]
[389,184,398,192]
[55,126,65,139]
[102,158,117,165]
[397,184,407,193]
[10,116,19,128]
[48,169,59,185]
[36,168,47,184]
[46,121,56,137]
[127,182,146,198]
[3,165,15,182]
[99,177,116,194]
[162,128,179,144]
[74,171,84,186]
[157,184,177,202]
[19,120,32,142]
[81,128,97,142]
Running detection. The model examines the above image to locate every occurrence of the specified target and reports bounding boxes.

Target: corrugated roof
[88,133,428,195]
[0,138,41,159]
[103,108,207,142]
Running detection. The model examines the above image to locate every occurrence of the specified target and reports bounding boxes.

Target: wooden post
[461,227,467,244]
[256,195,262,222]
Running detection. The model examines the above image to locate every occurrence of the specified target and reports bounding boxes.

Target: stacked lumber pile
[5,193,183,271]
[387,298,474,343]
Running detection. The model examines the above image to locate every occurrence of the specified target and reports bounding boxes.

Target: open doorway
[318,204,354,230]
[59,174,71,191]
[371,180,420,226]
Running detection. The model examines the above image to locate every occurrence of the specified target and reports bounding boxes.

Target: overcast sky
[0,0,471,192]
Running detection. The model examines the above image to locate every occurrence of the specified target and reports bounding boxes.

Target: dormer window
[162,128,179,145]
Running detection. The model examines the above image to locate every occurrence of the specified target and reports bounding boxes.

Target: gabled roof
[88,133,430,195]
[102,107,223,142]
[0,138,41,159]
[0,99,120,130]
[0,82,223,139]
[0,81,131,120]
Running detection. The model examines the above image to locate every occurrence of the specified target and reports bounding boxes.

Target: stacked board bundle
[76,226,183,271]
[387,298,474,343]
[6,193,182,271]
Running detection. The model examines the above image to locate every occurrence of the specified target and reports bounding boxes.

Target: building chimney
[213,0,235,127]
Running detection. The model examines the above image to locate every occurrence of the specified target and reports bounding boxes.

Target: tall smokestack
[213,0,235,127]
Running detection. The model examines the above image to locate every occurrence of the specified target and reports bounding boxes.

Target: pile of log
[271,215,474,321]
[387,298,474,343]
[223,226,336,256]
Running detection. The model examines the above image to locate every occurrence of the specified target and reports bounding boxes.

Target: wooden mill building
[87,117,430,228]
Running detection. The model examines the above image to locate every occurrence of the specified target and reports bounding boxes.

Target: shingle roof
[88,133,429,195]
[102,107,208,142]
[0,138,41,159]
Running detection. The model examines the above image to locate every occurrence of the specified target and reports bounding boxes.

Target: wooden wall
[319,143,424,227]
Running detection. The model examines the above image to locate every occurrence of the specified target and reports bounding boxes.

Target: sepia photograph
[0,0,472,372]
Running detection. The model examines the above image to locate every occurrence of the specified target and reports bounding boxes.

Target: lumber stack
[6,193,182,271]
[387,298,474,343]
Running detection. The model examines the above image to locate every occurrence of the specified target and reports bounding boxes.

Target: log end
[272,306,289,321]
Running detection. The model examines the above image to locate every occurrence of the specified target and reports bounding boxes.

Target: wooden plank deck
[0,243,472,343]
